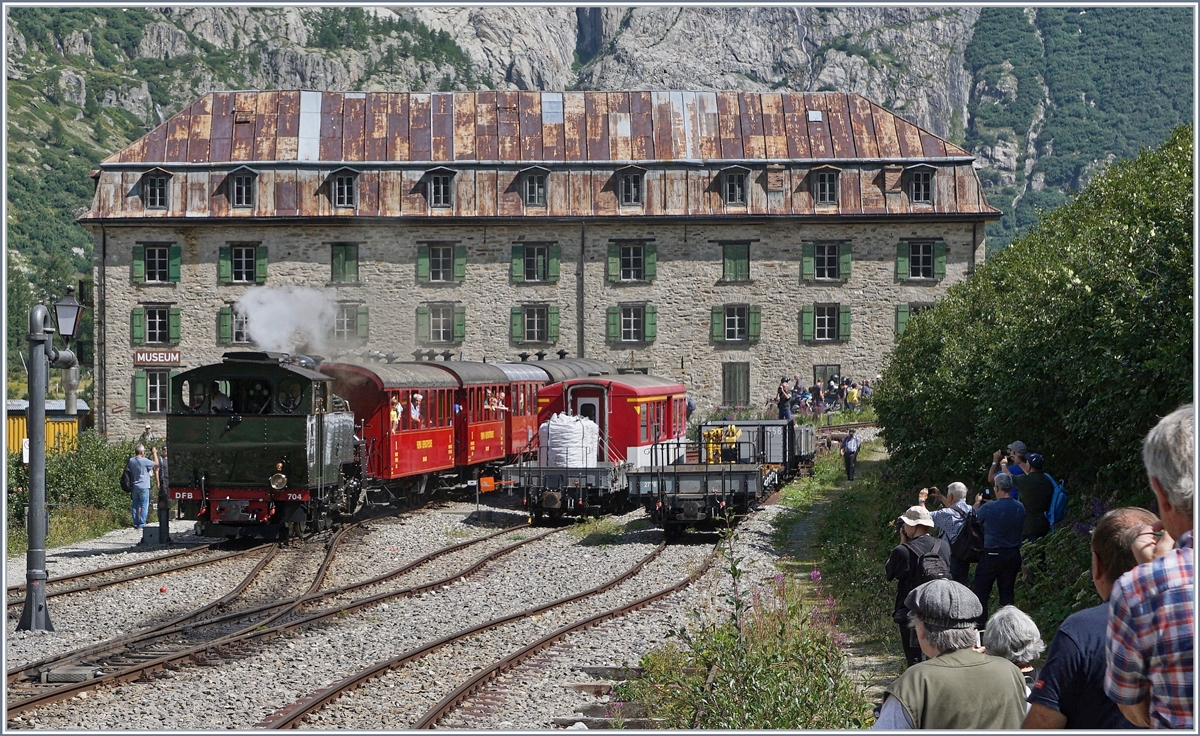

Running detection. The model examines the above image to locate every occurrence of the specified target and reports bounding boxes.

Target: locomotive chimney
[556,349,568,359]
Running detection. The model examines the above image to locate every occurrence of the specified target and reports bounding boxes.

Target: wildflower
[825,598,836,607]
[774,572,784,583]
[1091,498,1105,518]
[810,569,822,582]
[1074,521,1092,536]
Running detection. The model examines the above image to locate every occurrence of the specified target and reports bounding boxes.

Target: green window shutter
[345,245,359,282]
[453,244,467,282]
[748,305,761,342]
[644,244,657,281]
[801,242,814,281]
[218,306,233,344]
[168,245,181,282]
[547,244,561,283]
[133,371,148,414]
[711,305,724,342]
[895,304,910,337]
[839,304,851,341]
[934,241,947,280]
[510,307,523,342]
[356,305,369,341]
[332,244,345,282]
[606,306,619,342]
[417,244,430,282]
[547,306,560,343]
[255,245,268,284]
[895,243,909,281]
[168,307,181,345]
[801,305,814,341]
[218,246,232,284]
[131,245,145,283]
[607,243,619,282]
[738,244,750,281]
[510,245,524,282]
[644,305,657,342]
[416,305,430,343]
[839,242,852,280]
[131,307,145,344]
[453,305,466,343]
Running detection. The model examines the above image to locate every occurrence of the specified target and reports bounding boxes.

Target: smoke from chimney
[234,286,336,354]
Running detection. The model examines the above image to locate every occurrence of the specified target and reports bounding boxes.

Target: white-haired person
[872,579,1027,729]
[919,482,973,585]
[981,605,1045,705]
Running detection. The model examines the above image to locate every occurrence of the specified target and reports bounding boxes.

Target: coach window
[640,405,650,443]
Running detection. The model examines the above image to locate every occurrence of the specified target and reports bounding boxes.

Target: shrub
[7,430,138,530]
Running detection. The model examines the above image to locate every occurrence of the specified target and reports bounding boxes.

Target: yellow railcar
[6,400,91,455]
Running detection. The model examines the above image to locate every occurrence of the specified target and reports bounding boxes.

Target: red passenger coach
[425,362,510,468]
[494,358,616,458]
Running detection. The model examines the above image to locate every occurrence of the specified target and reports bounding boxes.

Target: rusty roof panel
[802,94,833,158]
[399,169,424,215]
[319,93,343,162]
[895,117,923,158]
[140,124,166,164]
[431,92,454,162]
[739,92,765,159]
[342,94,366,163]
[839,167,861,213]
[210,92,233,142]
[826,92,856,158]
[592,169,616,215]
[781,93,810,159]
[453,92,475,161]
[409,93,431,162]
[497,170,522,216]
[519,91,542,160]
[586,93,610,161]
[210,172,229,218]
[761,93,787,159]
[568,170,590,216]
[716,91,742,159]
[475,170,496,217]
[365,93,389,162]
[651,91,674,161]
[254,93,279,161]
[209,135,232,163]
[954,163,978,212]
[562,92,586,162]
[496,91,518,160]
[358,170,379,216]
[920,130,946,158]
[387,94,409,161]
[860,167,886,214]
[474,91,497,161]
[935,164,957,214]
[188,114,211,164]
[663,168,687,216]
[849,95,879,159]
[871,102,901,158]
[274,170,297,216]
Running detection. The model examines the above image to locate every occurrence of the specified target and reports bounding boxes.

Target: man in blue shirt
[841,429,862,481]
[971,472,1025,629]
[126,444,158,529]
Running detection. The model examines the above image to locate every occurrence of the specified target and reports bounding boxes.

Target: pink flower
[810,569,822,582]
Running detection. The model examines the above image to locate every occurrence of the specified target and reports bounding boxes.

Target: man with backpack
[123,444,158,530]
[886,505,952,667]
[971,473,1026,630]
[1013,453,1055,542]
[920,483,976,586]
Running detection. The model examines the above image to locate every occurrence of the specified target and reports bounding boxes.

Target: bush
[874,126,1193,508]
[7,430,138,530]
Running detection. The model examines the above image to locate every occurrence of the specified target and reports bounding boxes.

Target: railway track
[6,542,219,595]
[256,538,720,729]
[6,522,555,722]
[815,420,877,434]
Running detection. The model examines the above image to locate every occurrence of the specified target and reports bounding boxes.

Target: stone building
[83,89,998,438]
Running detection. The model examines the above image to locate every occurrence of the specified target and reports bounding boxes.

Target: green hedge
[875,126,1192,510]
[7,430,138,528]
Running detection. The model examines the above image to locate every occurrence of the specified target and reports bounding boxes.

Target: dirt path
[773,445,900,706]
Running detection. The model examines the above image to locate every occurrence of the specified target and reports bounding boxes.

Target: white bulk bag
[537,413,599,467]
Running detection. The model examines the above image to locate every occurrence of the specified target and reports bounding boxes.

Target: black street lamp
[17,292,82,632]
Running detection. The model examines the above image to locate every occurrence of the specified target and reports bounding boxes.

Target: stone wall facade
[92,217,985,438]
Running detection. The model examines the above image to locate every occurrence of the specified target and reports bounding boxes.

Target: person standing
[1012,453,1055,542]
[841,428,862,481]
[920,483,973,585]
[776,379,793,421]
[885,506,951,667]
[1106,404,1194,729]
[971,473,1025,629]
[125,444,158,530]
[847,383,861,413]
[1023,506,1160,729]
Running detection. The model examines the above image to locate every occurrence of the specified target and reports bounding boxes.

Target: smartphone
[975,629,982,648]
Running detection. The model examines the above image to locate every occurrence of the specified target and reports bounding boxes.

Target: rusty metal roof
[103,90,971,167]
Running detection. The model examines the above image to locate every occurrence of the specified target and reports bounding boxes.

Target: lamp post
[55,287,83,417]
[18,290,83,632]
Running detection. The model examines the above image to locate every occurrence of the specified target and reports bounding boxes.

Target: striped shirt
[1105,530,1194,729]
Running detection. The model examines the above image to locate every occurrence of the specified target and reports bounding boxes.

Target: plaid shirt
[1105,530,1194,729]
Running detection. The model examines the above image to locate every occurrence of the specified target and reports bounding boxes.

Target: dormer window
[812,167,840,206]
[907,165,935,204]
[142,169,172,210]
[618,166,645,206]
[228,167,257,208]
[426,167,457,209]
[330,168,359,209]
[521,167,549,207]
[722,167,748,205]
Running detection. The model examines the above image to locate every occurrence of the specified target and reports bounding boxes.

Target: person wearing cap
[1013,452,1055,542]
[885,506,951,667]
[989,440,1028,486]
[872,579,1027,729]
[971,472,1026,629]
[841,428,862,481]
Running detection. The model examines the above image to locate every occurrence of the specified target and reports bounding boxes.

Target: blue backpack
[1044,474,1068,529]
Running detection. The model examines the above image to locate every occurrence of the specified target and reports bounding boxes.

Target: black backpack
[948,506,984,563]
[120,462,135,494]
[903,539,950,586]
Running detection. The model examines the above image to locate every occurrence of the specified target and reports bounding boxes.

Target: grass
[7,505,128,557]
[567,516,623,546]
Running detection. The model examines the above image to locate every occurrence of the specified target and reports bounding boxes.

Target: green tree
[875,126,1193,504]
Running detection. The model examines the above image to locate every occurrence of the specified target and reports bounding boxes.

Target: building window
[722,242,750,282]
[429,245,454,282]
[429,305,454,343]
[815,304,839,341]
[146,370,169,413]
[909,241,934,279]
[815,170,839,205]
[144,175,169,209]
[331,244,359,283]
[621,306,644,342]
[231,245,256,283]
[524,244,549,282]
[333,173,357,208]
[334,304,365,342]
[725,305,749,342]
[815,243,839,280]
[724,172,746,205]
[144,246,169,283]
[524,174,546,206]
[813,364,841,389]
[911,170,933,204]
[524,306,547,342]
[232,308,250,344]
[722,362,750,407]
[232,173,256,208]
[621,172,642,205]
[145,307,169,344]
[430,174,453,208]
[620,244,644,281]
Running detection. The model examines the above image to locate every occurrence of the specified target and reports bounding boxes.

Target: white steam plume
[234,286,337,354]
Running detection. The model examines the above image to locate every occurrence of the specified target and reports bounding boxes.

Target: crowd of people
[773,374,875,421]
[875,404,1193,730]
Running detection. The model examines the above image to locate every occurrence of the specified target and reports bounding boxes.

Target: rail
[5,542,219,594]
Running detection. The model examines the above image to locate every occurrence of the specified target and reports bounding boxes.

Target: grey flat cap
[905,579,982,629]
[1007,440,1028,454]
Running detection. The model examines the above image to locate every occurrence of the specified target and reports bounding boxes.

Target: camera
[981,487,992,499]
